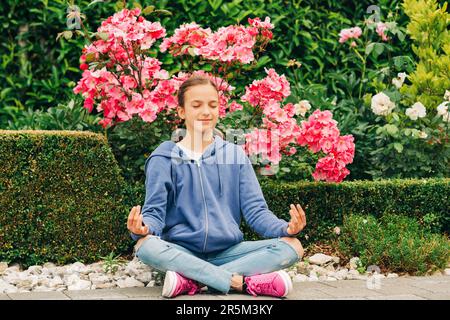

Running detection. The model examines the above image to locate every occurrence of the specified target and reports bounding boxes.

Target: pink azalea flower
[159,22,211,55]
[376,22,389,41]
[241,68,291,107]
[338,27,362,43]
[229,101,244,112]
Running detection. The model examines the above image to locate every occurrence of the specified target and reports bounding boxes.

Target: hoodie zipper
[196,159,209,253]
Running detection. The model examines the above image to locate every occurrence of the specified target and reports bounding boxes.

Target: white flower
[331,96,337,106]
[333,226,341,235]
[444,90,450,101]
[294,100,311,117]
[371,92,396,116]
[405,102,426,120]
[418,131,428,139]
[437,101,450,122]
[392,72,407,89]
[437,101,448,116]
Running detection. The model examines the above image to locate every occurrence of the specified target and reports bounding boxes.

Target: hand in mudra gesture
[127,205,150,236]
[286,203,307,235]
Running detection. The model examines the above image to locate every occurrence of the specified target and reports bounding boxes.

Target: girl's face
[178,84,219,135]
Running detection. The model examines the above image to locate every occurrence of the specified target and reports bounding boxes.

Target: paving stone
[372,284,433,297]
[324,297,368,300]
[288,288,335,300]
[171,293,239,300]
[114,287,162,299]
[366,294,426,300]
[124,296,165,300]
[413,292,450,300]
[314,286,384,298]
[407,278,450,293]
[64,288,128,300]
[292,281,336,290]
[7,291,70,300]
[317,280,369,289]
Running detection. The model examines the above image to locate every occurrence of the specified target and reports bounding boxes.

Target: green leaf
[1,88,12,100]
[133,2,142,10]
[256,55,272,68]
[153,9,172,16]
[365,43,375,55]
[208,0,223,11]
[391,112,399,122]
[115,1,124,10]
[393,143,403,153]
[88,0,105,7]
[187,47,196,57]
[396,30,405,42]
[372,43,384,57]
[142,5,155,15]
[385,124,398,136]
[85,52,96,63]
[56,31,73,41]
[96,32,109,40]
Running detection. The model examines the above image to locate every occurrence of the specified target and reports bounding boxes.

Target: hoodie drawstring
[171,161,177,205]
[217,162,223,197]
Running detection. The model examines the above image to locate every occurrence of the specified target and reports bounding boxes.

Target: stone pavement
[1,276,449,300]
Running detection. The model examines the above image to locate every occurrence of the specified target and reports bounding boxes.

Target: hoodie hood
[145,134,227,205]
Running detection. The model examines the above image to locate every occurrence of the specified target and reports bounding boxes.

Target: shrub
[337,213,450,275]
[401,0,450,110]
[0,130,133,267]
[128,176,450,245]
[249,177,450,245]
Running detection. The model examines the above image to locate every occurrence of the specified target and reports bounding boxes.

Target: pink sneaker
[244,270,293,298]
[162,271,202,298]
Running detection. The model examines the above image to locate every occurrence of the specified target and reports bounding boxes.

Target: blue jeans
[135,236,300,294]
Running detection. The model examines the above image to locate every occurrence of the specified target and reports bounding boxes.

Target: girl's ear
[177,106,185,119]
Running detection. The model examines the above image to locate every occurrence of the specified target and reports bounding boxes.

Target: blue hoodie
[131,134,292,253]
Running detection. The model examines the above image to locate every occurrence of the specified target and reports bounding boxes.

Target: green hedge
[128,176,450,246]
[0,130,133,267]
[253,178,450,244]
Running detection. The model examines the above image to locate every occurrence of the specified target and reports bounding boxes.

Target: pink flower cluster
[241,68,291,106]
[82,8,166,65]
[160,17,274,64]
[73,8,173,127]
[160,22,212,56]
[376,22,389,41]
[240,69,300,164]
[338,27,362,44]
[297,110,355,182]
[248,17,274,38]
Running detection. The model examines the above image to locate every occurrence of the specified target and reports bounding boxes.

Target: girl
[127,76,306,298]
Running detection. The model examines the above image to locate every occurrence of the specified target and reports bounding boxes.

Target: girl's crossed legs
[135,235,303,294]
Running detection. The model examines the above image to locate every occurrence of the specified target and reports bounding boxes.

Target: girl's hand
[286,203,306,235]
[127,205,150,236]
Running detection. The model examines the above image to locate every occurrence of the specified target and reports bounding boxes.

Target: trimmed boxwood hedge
[1,130,448,267]
[255,178,450,244]
[0,130,133,267]
[127,177,450,246]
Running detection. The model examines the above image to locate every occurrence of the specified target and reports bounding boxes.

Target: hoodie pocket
[232,224,243,243]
